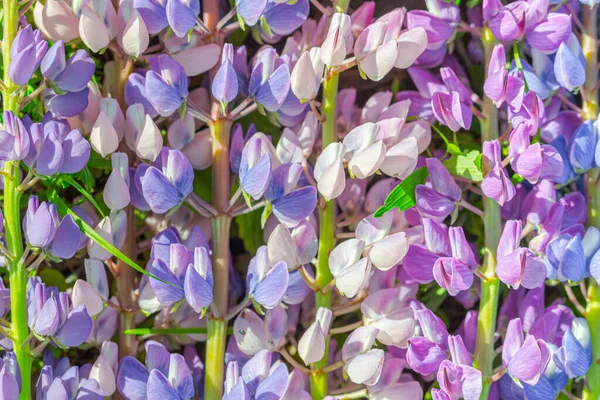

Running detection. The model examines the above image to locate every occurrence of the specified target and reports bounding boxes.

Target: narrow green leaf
[61,174,106,218]
[124,326,234,335]
[443,150,484,182]
[374,167,429,218]
[50,195,172,285]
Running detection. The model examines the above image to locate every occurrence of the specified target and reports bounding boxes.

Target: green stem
[473,27,502,400]
[310,2,350,397]
[583,6,600,400]
[204,118,232,400]
[3,0,33,396]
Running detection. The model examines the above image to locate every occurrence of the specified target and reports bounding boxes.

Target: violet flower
[9,25,47,86]
[145,55,189,117]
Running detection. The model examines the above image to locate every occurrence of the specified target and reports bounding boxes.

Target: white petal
[368,232,408,271]
[329,239,365,276]
[90,111,119,158]
[348,140,386,179]
[79,6,110,53]
[182,129,212,170]
[104,168,131,211]
[172,44,221,76]
[72,280,105,317]
[379,137,419,179]
[394,27,428,69]
[135,115,163,161]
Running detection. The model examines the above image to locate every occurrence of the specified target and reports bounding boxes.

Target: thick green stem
[310,2,350,396]
[473,27,502,400]
[582,6,600,400]
[204,119,232,400]
[3,0,33,396]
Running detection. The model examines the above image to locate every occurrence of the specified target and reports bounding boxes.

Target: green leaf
[124,327,233,335]
[60,174,107,218]
[374,167,429,218]
[50,194,172,286]
[443,150,483,182]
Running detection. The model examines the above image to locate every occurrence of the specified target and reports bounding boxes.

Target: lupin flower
[367,358,423,400]
[246,246,289,309]
[260,0,309,38]
[248,47,291,113]
[298,307,332,364]
[406,307,449,375]
[361,287,415,347]
[320,13,353,67]
[342,326,385,385]
[27,277,93,348]
[124,104,163,162]
[263,164,317,227]
[436,336,482,400]
[89,341,119,396]
[145,55,189,117]
[23,118,90,176]
[71,259,110,317]
[23,196,82,260]
[36,364,105,400]
[569,120,596,174]
[496,220,547,289]
[546,233,586,282]
[118,0,150,58]
[140,148,194,214]
[9,25,48,86]
[0,111,31,161]
[290,47,324,102]
[554,40,586,92]
[484,44,525,110]
[554,318,592,379]
[432,226,477,296]
[314,142,346,200]
[41,40,94,117]
[431,67,473,131]
[481,140,516,206]
[415,158,462,220]
[233,307,287,356]
[212,43,239,110]
[0,355,19,399]
[165,0,199,38]
[117,340,195,399]
[239,134,275,201]
[502,318,550,385]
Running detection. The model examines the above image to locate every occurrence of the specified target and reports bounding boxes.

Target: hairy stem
[473,27,502,400]
[583,6,600,400]
[3,0,32,395]
[310,2,350,398]
[205,118,232,400]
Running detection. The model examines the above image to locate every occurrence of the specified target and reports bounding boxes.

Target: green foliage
[39,268,69,292]
[374,167,429,218]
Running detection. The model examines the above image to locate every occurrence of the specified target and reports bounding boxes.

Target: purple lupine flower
[23,196,82,259]
[554,317,592,379]
[27,277,93,348]
[246,246,289,310]
[117,340,195,399]
[235,0,267,27]
[165,0,199,38]
[406,10,454,51]
[545,233,586,282]
[125,72,159,117]
[140,148,194,214]
[36,364,104,400]
[403,218,453,282]
[23,119,90,176]
[40,40,94,117]
[212,43,239,109]
[88,341,118,396]
[483,44,524,110]
[9,25,48,86]
[223,361,248,400]
[260,0,309,38]
[554,40,586,92]
[432,226,477,296]
[431,68,472,131]
[248,47,291,113]
[569,120,596,173]
[0,111,31,161]
[239,134,275,200]
[133,0,168,34]
[264,163,317,228]
[481,140,516,206]
[406,308,449,375]
[0,354,19,399]
[436,336,482,400]
[496,220,547,289]
[415,158,462,220]
[502,318,551,386]
[145,55,189,117]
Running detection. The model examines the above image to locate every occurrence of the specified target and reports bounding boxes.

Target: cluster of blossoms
[3,0,600,399]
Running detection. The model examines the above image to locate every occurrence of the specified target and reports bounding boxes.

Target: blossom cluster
[1,0,600,399]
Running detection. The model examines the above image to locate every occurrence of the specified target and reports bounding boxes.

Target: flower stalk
[3,0,32,396]
[473,27,502,400]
